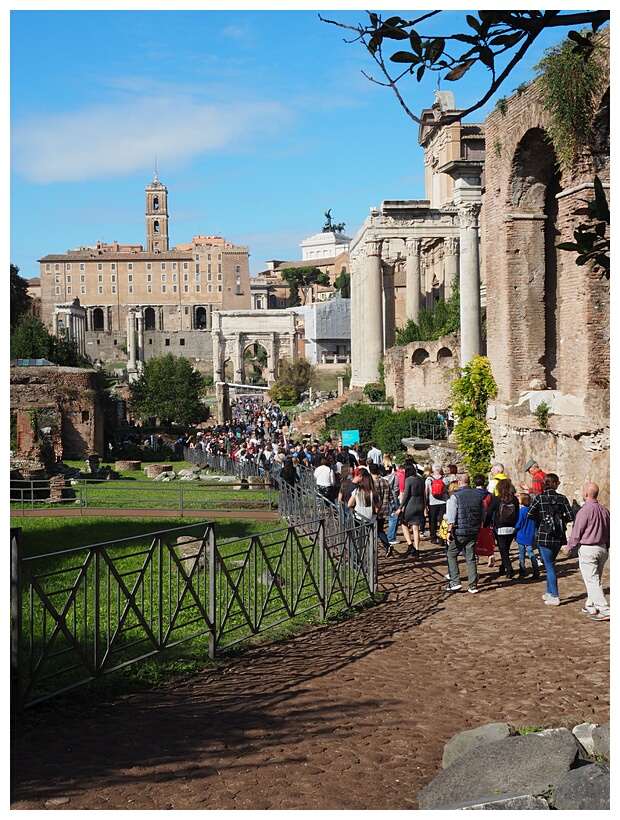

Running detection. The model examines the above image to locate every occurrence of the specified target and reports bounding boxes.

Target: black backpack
[539,497,566,539]
[496,496,518,528]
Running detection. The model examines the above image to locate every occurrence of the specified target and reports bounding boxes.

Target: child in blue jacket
[514,492,539,578]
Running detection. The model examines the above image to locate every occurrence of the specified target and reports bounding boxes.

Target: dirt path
[11,539,609,810]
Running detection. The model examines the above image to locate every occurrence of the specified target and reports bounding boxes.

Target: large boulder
[419,728,581,809]
[442,723,518,769]
[552,761,610,810]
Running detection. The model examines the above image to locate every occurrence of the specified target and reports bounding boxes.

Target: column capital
[458,202,482,229]
[406,236,422,255]
[365,236,382,257]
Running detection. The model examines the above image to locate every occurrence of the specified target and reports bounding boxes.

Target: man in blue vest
[445,473,485,594]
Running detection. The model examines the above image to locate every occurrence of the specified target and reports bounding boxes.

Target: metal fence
[408,421,448,441]
[10,476,275,517]
[11,481,377,710]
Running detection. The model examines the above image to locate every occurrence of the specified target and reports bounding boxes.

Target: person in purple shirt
[563,482,610,621]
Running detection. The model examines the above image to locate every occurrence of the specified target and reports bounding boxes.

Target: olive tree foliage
[280,267,331,307]
[129,354,206,431]
[320,10,609,126]
[268,358,314,405]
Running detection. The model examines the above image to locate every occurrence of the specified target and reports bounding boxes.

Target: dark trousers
[428,503,446,542]
[496,533,515,577]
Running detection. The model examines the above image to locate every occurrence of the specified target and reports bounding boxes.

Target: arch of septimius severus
[349,91,485,388]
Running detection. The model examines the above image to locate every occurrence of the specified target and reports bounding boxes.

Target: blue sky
[10,5,588,279]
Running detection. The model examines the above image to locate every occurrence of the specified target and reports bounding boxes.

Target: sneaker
[389,540,399,546]
[582,607,598,615]
[589,613,610,621]
[468,587,479,594]
[445,582,462,592]
[445,573,451,580]
[542,592,552,600]
[544,596,560,606]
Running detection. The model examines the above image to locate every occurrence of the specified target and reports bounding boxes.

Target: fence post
[11,527,23,712]
[179,484,183,517]
[318,521,326,620]
[208,525,217,659]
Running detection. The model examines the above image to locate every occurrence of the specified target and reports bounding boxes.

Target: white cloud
[11,94,292,183]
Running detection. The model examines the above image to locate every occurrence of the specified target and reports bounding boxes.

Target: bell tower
[145,171,169,252]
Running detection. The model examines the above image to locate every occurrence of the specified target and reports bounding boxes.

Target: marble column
[363,236,384,384]
[211,330,223,382]
[444,236,459,300]
[136,312,145,366]
[405,237,422,322]
[126,311,137,377]
[458,204,481,367]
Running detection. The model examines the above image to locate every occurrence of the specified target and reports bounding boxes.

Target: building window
[161,274,166,282]
[218,264,222,273]
[112,285,116,294]
[147,285,152,293]
[184,306,189,315]
[172,262,177,270]
[162,285,167,293]
[67,286,72,294]
[147,274,152,282]
[208,285,212,293]
[128,285,133,294]
[55,263,60,271]
[111,274,116,282]
[45,264,51,271]
[80,263,85,271]
[148,338,152,345]
[67,263,72,271]
[165,338,171,346]
[80,274,85,283]
[217,273,222,281]
[207,254,211,261]
[207,264,212,273]
[172,273,177,282]
[195,284,200,292]
[195,264,199,273]
[111,263,116,271]
[98,286,103,294]
[55,286,60,295]
[183,262,188,270]
[218,284,222,292]
[81,286,86,294]
[55,275,60,283]
[98,275,103,283]
[208,273,212,281]
[180,338,185,346]
[128,274,133,282]
[183,273,189,281]
[128,263,133,271]
[97,263,102,271]
[218,254,222,261]
[147,263,152,270]
[161,262,166,270]
[195,273,200,281]
[173,285,178,293]
[236,265,240,273]
[184,285,189,293]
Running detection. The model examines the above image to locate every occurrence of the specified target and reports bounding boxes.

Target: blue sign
[341,429,360,447]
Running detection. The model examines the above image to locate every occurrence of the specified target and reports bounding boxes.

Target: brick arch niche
[507,128,561,390]
[436,346,454,365]
[411,348,430,366]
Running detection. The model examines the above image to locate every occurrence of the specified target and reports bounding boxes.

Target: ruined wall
[10,366,105,459]
[483,26,610,503]
[384,334,459,411]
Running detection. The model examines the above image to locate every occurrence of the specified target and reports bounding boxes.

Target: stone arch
[508,128,561,389]
[243,341,268,385]
[195,306,207,330]
[436,347,454,364]
[144,307,156,331]
[412,348,430,366]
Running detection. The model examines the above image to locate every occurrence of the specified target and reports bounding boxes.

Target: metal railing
[10,477,275,517]
[408,421,449,441]
[11,490,376,710]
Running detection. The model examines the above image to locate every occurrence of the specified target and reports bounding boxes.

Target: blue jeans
[518,542,539,571]
[387,513,399,542]
[539,543,560,597]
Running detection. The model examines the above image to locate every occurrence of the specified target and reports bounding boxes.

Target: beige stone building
[39,174,251,364]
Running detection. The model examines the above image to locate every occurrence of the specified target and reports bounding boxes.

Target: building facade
[39,175,251,364]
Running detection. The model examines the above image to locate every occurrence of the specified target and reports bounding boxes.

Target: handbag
[475,526,496,557]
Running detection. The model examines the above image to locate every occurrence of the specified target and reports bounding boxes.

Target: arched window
[144,307,156,330]
[153,196,159,211]
[153,220,160,234]
[412,348,429,366]
[195,307,207,329]
[437,347,453,364]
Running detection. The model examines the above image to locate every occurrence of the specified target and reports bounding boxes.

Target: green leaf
[416,64,426,82]
[390,51,420,64]
[478,45,494,69]
[466,14,482,34]
[451,33,479,45]
[489,31,524,48]
[425,37,445,65]
[409,29,423,55]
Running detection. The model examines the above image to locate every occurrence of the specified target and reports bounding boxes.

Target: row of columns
[351,202,481,386]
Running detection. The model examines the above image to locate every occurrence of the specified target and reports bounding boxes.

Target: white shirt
[367,447,383,465]
[314,464,334,487]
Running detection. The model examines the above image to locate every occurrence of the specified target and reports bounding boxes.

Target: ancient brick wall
[483,26,610,503]
[384,335,459,412]
[10,366,105,459]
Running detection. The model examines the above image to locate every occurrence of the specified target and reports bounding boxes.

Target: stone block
[551,761,610,810]
[114,460,141,472]
[591,726,610,761]
[442,723,518,769]
[572,722,599,757]
[146,463,173,478]
[437,792,550,810]
[418,728,580,810]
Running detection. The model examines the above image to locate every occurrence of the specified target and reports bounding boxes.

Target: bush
[363,383,386,402]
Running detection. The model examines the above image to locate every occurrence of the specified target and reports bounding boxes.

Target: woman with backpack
[485,478,520,579]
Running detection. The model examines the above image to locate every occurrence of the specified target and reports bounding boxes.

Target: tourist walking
[485,478,520,579]
[445,473,485,594]
[397,463,425,557]
[563,482,610,621]
[519,459,547,497]
[425,463,449,545]
[514,493,540,579]
[527,474,574,606]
